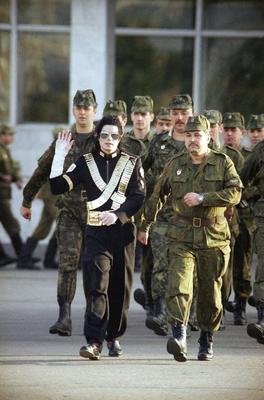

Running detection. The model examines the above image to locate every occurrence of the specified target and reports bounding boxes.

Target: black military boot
[49,303,72,336]
[43,236,58,269]
[233,297,247,325]
[10,233,23,257]
[167,323,187,362]
[145,296,168,336]
[198,331,214,360]
[247,306,264,344]
[248,295,257,308]
[0,242,16,267]
[17,237,41,270]
[133,288,146,309]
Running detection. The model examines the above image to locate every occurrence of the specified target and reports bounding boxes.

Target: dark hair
[95,116,123,137]
[93,116,124,153]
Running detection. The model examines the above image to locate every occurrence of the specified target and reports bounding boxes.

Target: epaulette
[222,145,242,155]
[120,150,138,161]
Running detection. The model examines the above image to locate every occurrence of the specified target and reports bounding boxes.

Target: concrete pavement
[0,264,263,400]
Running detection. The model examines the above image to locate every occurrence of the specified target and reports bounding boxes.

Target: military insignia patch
[66,163,76,172]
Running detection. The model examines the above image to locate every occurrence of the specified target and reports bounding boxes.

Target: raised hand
[55,130,74,157]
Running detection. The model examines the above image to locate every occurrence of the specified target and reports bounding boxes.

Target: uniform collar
[99,150,119,159]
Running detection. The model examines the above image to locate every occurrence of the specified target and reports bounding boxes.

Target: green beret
[185,115,210,132]
[131,96,154,113]
[73,89,97,107]
[156,107,171,121]
[169,94,193,110]
[247,114,264,130]
[103,100,127,117]
[203,109,222,124]
[222,112,245,129]
[0,123,14,135]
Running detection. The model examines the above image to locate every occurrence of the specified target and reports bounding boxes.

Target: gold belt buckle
[87,211,103,226]
[193,217,201,228]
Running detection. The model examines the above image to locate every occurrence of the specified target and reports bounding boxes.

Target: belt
[87,210,134,226]
[176,214,226,228]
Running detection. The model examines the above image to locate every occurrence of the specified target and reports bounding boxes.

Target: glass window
[17,33,69,123]
[201,38,264,120]
[115,36,193,115]
[0,0,10,23]
[0,31,10,121]
[17,0,70,25]
[203,0,264,30]
[116,0,195,29]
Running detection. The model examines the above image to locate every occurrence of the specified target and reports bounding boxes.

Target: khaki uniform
[142,150,242,331]
[0,142,21,238]
[22,124,95,304]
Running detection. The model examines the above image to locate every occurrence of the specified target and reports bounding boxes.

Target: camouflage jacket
[22,124,96,217]
[0,142,21,200]
[141,149,242,248]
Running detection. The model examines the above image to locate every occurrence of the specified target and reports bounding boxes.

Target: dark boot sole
[247,324,264,342]
[145,318,168,336]
[167,338,187,362]
[198,353,213,361]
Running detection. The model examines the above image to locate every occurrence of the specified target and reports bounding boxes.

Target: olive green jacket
[0,142,21,200]
[142,149,243,248]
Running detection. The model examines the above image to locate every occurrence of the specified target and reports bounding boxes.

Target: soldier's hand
[224,206,234,222]
[138,231,149,245]
[20,206,32,220]
[55,130,74,157]
[100,211,118,226]
[184,192,202,207]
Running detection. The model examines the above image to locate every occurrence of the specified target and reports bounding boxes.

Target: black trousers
[83,222,136,344]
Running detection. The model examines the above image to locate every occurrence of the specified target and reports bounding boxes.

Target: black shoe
[248,296,257,308]
[49,303,72,336]
[0,255,17,267]
[145,315,168,336]
[247,323,264,344]
[225,300,236,313]
[167,323,187,362]
[133,288,146,309]
[107,339,123,357]
[80,342,102,360]
[197,331,214,361]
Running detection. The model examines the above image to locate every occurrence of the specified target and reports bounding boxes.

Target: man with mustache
[140,115,242,361]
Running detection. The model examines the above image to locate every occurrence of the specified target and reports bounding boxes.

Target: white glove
[50,131,74,178]
[100,211,118,226]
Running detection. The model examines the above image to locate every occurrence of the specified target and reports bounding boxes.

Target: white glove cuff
[50,153,66,178]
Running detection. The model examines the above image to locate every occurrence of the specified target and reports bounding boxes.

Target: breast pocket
[202,167,224,192]
[171,171,188,199]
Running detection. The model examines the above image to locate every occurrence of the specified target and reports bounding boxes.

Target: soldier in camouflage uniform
[0,124,24,266]
[240,114,264,344]
[155,107,172,135]
[140,115,242,362]
[222,112,255,325]
[20,90,97,336]
[138,94,194,336]
[246,114,264,149]
[203,109,222,151]
[18,127,64,270]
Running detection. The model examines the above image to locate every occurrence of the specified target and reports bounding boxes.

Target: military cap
[73,89,97,107]
[0,123,14,135]
[203,109,222,124]
[247,114,264,130]
[103,100,127,117]
[185,114,210,132]
[222,112,245,129]
[131,96,154,113]
[169,94,193,110]
[156,107,171,121]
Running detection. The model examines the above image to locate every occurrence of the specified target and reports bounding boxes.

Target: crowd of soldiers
[0,89,264,361]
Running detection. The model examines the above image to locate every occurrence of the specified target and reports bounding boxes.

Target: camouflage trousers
[253,202,264,305]
[32,199,57,240]
[233,208,255,298]
[150,222,169,300]
[56,207,86,305]
[0,199,21,237]
[166,242,230,332]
